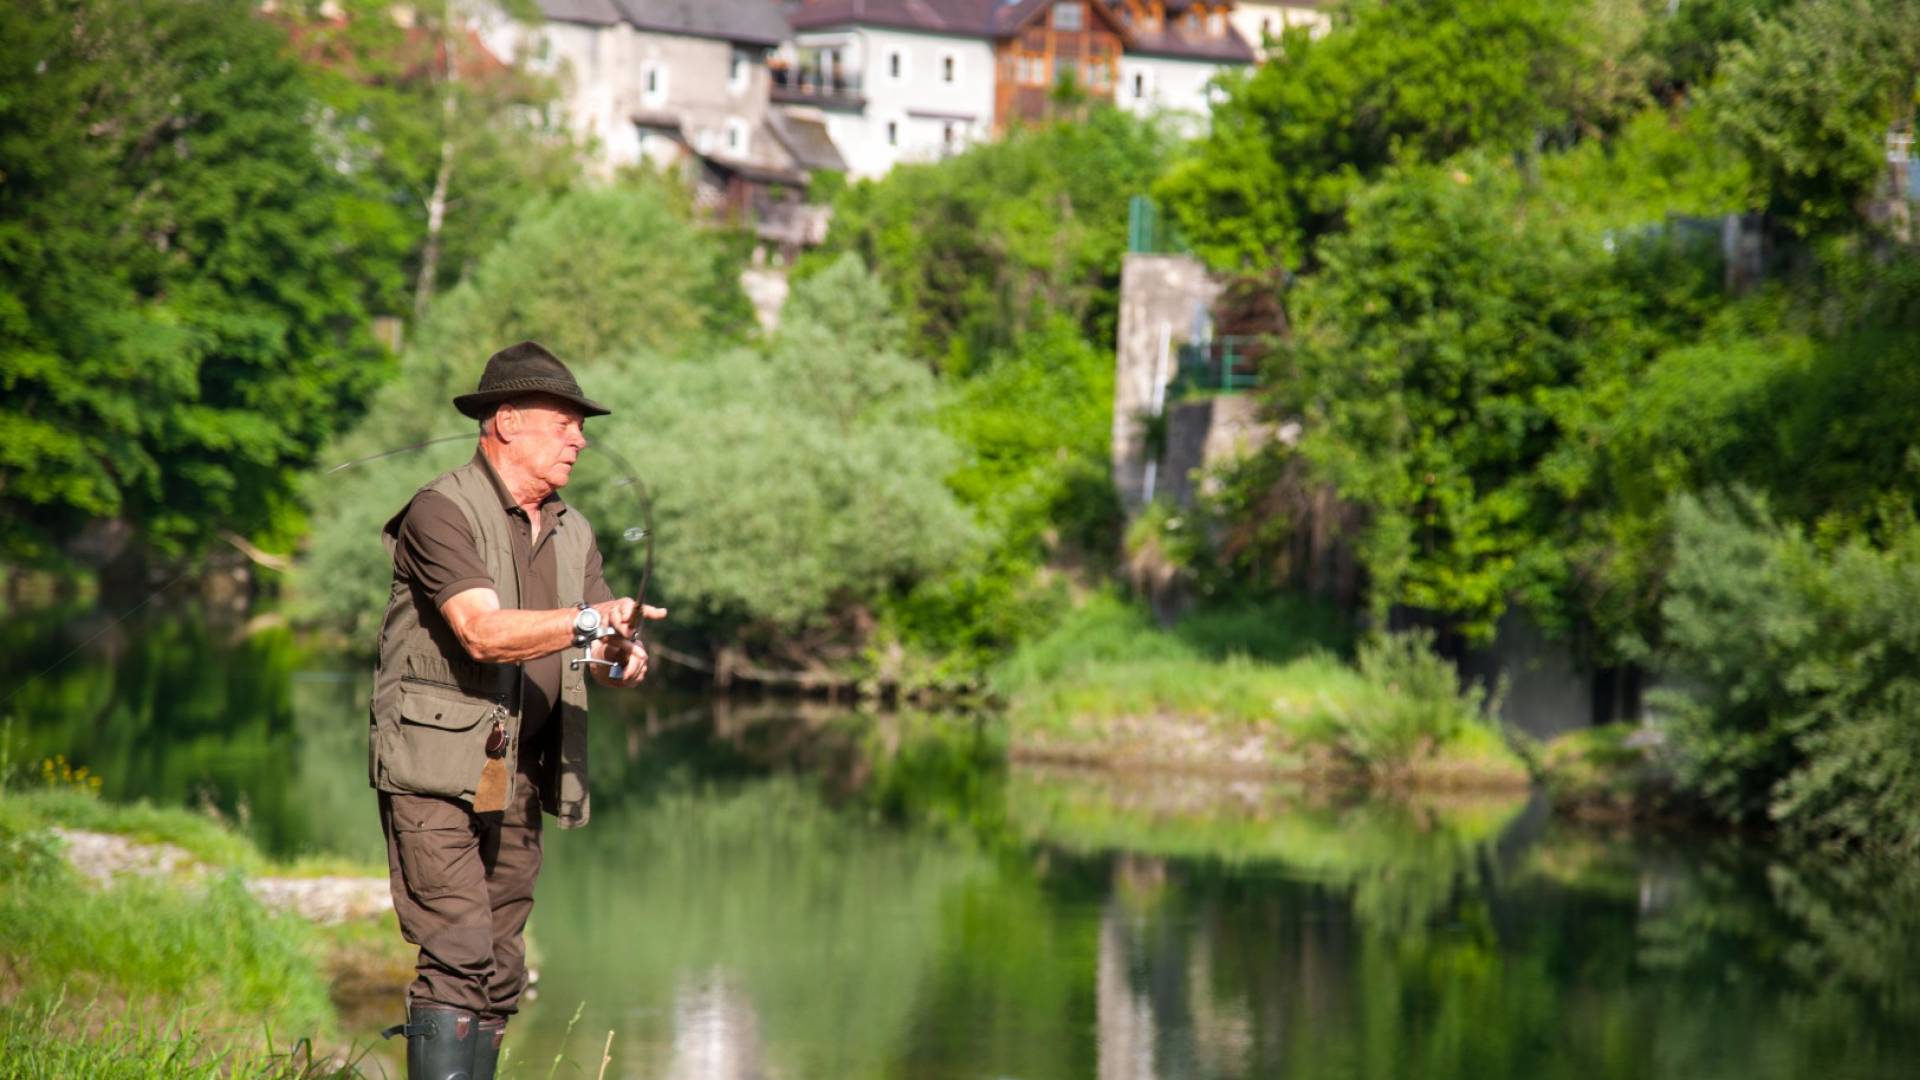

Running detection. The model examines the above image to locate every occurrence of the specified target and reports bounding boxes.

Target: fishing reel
[568,606,639,680]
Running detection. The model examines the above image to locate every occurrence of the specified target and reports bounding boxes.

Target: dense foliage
[1156,0,1920,846]
[1155,0,1643,270]
[0,0,391,569]
[0,0,578,578]
[813,107,1170,367]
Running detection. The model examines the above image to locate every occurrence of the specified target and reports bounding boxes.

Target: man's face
[500,396,589,493]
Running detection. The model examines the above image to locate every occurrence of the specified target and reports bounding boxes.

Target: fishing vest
[367,457,594,828]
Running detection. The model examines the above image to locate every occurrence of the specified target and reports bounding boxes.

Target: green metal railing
[1127,195,1188,255]
[1170,336,1263,397]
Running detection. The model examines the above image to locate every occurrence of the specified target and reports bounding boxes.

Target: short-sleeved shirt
[392,450,614,760]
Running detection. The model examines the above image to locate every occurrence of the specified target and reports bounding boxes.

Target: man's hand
[589,597,639,639]
[590,636,649,687]
[585,599,668,640]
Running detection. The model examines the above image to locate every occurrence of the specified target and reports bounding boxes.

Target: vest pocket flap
[398,684,498,732]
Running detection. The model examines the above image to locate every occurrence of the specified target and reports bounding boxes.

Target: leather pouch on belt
[473,717,510,813]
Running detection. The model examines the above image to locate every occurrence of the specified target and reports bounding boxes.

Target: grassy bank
[994,594,1528,789]
[0,783,396,1078]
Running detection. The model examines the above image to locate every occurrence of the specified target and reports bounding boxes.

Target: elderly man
[370,341,661,1079]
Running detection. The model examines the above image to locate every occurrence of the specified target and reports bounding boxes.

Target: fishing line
[0,428,659,713]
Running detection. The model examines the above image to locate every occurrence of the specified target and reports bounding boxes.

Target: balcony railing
[770,66,864,107]
[1170,336,1263,397]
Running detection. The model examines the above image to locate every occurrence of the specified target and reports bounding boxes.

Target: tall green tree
[1272,154,1734,641]
[288,0,581,321]
[1707,0,1920,234]
[1156,0,1632,270]
[0,0,390,571]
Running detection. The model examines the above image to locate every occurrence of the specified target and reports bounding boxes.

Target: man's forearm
[457,607,578,665]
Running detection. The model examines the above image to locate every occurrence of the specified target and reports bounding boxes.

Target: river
[4,611,1920,1079]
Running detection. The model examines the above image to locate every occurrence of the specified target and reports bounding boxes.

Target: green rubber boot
[473,1017,506,1080]
[383,1001,477,1080]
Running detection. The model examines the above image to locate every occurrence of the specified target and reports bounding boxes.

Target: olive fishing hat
[453,340,611,420]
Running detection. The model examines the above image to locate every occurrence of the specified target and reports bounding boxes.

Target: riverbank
[994,595,1532,791]
[0,784,407,1078]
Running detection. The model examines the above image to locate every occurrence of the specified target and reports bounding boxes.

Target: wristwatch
[571,603,602,648]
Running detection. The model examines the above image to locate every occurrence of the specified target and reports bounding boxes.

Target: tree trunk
[411,16,460,322]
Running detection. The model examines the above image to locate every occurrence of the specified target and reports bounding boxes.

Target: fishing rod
[329,429,659,679]
[565,441,655,681]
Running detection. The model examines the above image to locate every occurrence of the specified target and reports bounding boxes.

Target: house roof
[540,0,791,45]
[537,0,625,26]
[631,108,689,136]
[790,0,1253,62]
[788,0,1008,37]
[1126,13,1255,61]
[700,152,809,187]
[617,0,791,46]
[766,110,849,171]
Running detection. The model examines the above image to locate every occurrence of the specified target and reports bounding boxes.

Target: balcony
[770,65,864,109]
[1170,336,1264,398]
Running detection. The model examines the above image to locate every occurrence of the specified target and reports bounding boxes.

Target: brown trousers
[380,764,543,1017]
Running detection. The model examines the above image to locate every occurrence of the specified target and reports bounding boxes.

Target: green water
[5,612,1920,1079]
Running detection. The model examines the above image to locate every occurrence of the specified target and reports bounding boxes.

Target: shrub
[1309,630,1501,778]
[566,255,977,652]
[1656,491,1920,852]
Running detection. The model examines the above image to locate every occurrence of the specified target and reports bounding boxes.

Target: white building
[777,20,996,177]
[786,0,1253,179]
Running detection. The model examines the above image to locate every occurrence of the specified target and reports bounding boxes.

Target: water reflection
[666,975,767,1080]
[8,613,1920,1078]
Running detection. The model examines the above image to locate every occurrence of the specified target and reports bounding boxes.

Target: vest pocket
[387,680,503,798]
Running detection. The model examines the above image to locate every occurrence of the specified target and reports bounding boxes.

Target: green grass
[0,994,372,1079]
[995,592,1527,786]
[4,785,381,878]
[0,787,390,1076]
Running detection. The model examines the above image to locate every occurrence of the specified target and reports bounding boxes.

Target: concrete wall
[794,27,994,178]
[1112,253,1222,514]
[1158,395,1273,509]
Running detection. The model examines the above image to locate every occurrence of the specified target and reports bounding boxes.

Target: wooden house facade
[992,1,1128,129]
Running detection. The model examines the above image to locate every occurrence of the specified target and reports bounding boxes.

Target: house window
[886,120,898,146]
[1054,2,1083,30]
[941,52,956,84]
[1184,12,1199,32]
[888,49,904,80]
[728,49,751,94]
[726,118,749,154]
[1208,12,1225,35]
[643,63,669,107]
[942,122,955,149]
[1132,70,1147,99]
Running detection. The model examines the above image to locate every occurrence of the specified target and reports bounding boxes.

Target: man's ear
[493,403,519,441]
